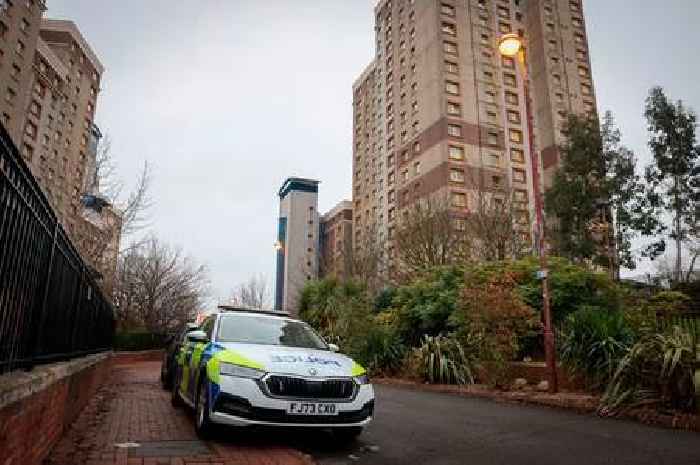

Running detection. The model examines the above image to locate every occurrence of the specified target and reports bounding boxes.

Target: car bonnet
[213,342,365,378]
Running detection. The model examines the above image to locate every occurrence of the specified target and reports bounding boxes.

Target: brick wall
[0,353,112,465]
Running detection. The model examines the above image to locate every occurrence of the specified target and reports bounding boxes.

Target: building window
[11,63,21,79]
[16,40,25,55]
[5,87,16,104]
[499,22,511,33]
[388,172,395,185]
[413,161,421,175]
[441,3,455,16]
[483,70,494,81]
[512,168,526,183]
[442,22,457,36]
[447,101,461,116]
[449,145,465,160]
[449,168,465,183]
[445,60,459,74]
[509,129,523,144]
[487,131,499,146]
[507,110,521,124]
[29,99,40,116]
[505,91,519,105]
[414,140,421,152]
[502,56,515,69]
[578,66,589,78]
[445,81,459,95]
[21,143,33,161]
[514,189,528,203]
[443,41,458,54]
[503,73,517,87]
[581,83,592,96]
[451,192,467,208]
[24,121,37,139]
[576,49,587,61]
[572,17,583,28]
[511,147,525,163]
[486,110,497,123]
[487,153,501,167]
[447,124,462,137]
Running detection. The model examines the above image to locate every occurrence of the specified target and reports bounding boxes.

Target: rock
[513,378,528,390]
[536,381,549,392]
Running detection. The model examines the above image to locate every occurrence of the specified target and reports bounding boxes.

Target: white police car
[171,307,375,440]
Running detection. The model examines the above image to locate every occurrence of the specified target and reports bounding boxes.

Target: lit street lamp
[498,33,558,393]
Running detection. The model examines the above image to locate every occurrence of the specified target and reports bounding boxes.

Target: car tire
[171,371,184,408]
[333,427,363,443]
[194,378,215,439]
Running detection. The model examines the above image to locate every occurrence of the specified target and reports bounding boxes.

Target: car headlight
[353,374,370,385]
[219,362,265,380]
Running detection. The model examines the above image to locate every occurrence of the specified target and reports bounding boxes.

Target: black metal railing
[0,123,115,375]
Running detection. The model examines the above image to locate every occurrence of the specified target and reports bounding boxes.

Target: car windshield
[216,314,328,349]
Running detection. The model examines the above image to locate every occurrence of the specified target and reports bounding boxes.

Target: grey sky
[45,1,700,299]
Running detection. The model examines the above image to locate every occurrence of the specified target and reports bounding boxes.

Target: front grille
[215,393,374,425]
[265,375,356,400]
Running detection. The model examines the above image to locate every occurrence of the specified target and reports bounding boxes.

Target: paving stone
[43,360,311,465]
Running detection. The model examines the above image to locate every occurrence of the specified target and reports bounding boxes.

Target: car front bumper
[210,376,375,428]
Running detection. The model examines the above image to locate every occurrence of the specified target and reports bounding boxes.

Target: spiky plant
[599,326,697,414]
[412,334,475,385]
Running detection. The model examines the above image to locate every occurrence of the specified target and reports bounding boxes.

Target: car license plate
[287,402,337,415]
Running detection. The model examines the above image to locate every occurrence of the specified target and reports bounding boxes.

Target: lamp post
[498,33,558,393]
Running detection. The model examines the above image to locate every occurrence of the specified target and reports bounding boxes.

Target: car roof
[215,305,292,319]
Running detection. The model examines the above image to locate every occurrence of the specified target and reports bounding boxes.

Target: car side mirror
[328,343,339,353]
[187,330,208,343]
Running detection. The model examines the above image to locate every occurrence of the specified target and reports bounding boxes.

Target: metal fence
[0,123,114,375]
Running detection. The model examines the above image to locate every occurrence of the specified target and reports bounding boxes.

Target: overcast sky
[46,1,700,301]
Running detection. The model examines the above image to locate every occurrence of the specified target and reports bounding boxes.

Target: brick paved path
[45,360,313,465]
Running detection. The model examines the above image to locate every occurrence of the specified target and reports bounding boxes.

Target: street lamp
[498,33,558,393]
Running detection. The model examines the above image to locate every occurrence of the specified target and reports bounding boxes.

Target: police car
[171,306,375,439]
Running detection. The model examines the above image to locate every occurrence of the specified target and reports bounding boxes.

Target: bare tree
[93,137,153,238]
[228,274,271,309]
[464,184,530,262]
[346,222,389,294]
[391,194,471,283]
[113,237,209,333]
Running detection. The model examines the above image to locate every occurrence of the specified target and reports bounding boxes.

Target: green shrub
[600,326,697,414]
[410,334,476,385]
[559,307,634,388]
[392,267,464,346]
[114,331,168,351]
[645,290,691,315]
[351,324,406,376]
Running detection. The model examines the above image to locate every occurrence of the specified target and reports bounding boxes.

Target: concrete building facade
[274,177,320,315]
[319,200,354,280]
[352,0,597,262]
[1,5,121,292]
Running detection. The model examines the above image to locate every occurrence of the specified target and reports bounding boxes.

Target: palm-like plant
[600,326,697,414]
[412,334,475,385]
[558,307,634,388]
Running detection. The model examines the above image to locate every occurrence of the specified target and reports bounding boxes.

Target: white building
[274,177,320,314]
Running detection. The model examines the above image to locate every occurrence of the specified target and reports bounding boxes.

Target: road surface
[296,384,700,465]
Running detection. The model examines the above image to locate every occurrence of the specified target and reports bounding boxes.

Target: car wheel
[195,378,214,439]
[171,370,184,408]
[333,427,363,443]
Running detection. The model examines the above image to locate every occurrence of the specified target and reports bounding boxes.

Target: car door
[186,316,215,401]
